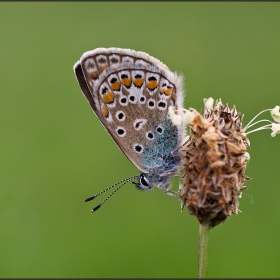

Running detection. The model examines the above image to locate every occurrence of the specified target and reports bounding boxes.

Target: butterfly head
[133,172,171,191]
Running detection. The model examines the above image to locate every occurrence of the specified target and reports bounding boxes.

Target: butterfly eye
[140,174,149,187]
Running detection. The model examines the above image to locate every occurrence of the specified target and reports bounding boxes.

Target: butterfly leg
[157,184,180,198]
[163,189,180,198]
[159,170,181,177]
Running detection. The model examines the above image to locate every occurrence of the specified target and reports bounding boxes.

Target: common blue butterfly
[73,48,185,212]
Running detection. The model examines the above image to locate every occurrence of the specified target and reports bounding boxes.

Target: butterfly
[73,48,185,212]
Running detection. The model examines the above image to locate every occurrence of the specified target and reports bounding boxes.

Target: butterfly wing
[74,48,185,173]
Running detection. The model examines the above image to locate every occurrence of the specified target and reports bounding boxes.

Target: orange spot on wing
[110,81,121,91]
[121,78,132,87]
[100,65,108,72]
[133,78,144,87]
[160,88,172,95]
[102,92,114,104]
[171,92,176,100]
[101,105,109,118]
[90,71,99,79]
[147,80,158,90]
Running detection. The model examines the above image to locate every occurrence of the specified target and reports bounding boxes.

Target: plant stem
[197,223,210,278]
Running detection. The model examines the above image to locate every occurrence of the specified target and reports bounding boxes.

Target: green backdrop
[1,2,280,278]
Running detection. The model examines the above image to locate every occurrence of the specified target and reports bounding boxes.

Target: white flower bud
[271,105,280,123]
[183,109,195,125]
[203,97,214,111]
[169,106,182,126]
[271,123,280,137]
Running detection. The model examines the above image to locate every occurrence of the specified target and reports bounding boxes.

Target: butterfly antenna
[84,175,139,213]
[84,176,137,202]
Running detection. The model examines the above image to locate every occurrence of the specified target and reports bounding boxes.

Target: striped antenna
[84,175,139,213]
[84,177,138,202]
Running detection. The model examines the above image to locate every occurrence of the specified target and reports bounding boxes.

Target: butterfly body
[74,48,185,196]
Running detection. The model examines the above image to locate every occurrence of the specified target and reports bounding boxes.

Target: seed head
[179,99,251,227]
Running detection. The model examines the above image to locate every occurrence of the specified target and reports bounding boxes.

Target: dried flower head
[177,99,250,227]
[169,99,279,227]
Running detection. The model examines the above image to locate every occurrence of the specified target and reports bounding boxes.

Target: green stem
[197,223,210,278]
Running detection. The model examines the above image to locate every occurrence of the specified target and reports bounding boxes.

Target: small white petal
[183,110,195,125]
[168,106,176,119]
[271,105,280,123]
[203,97,214,111]
[173,116,182,126]
[271,123,280,137]
[169,106,182,126]
[244,152,250,161]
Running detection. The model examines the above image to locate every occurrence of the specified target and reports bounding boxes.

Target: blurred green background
[1,2,280,278]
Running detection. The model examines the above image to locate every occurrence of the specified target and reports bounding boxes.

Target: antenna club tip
[85,196,96,202]
[91,203,102,212]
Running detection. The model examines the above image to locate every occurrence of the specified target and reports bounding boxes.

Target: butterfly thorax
[135,151,181,191]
